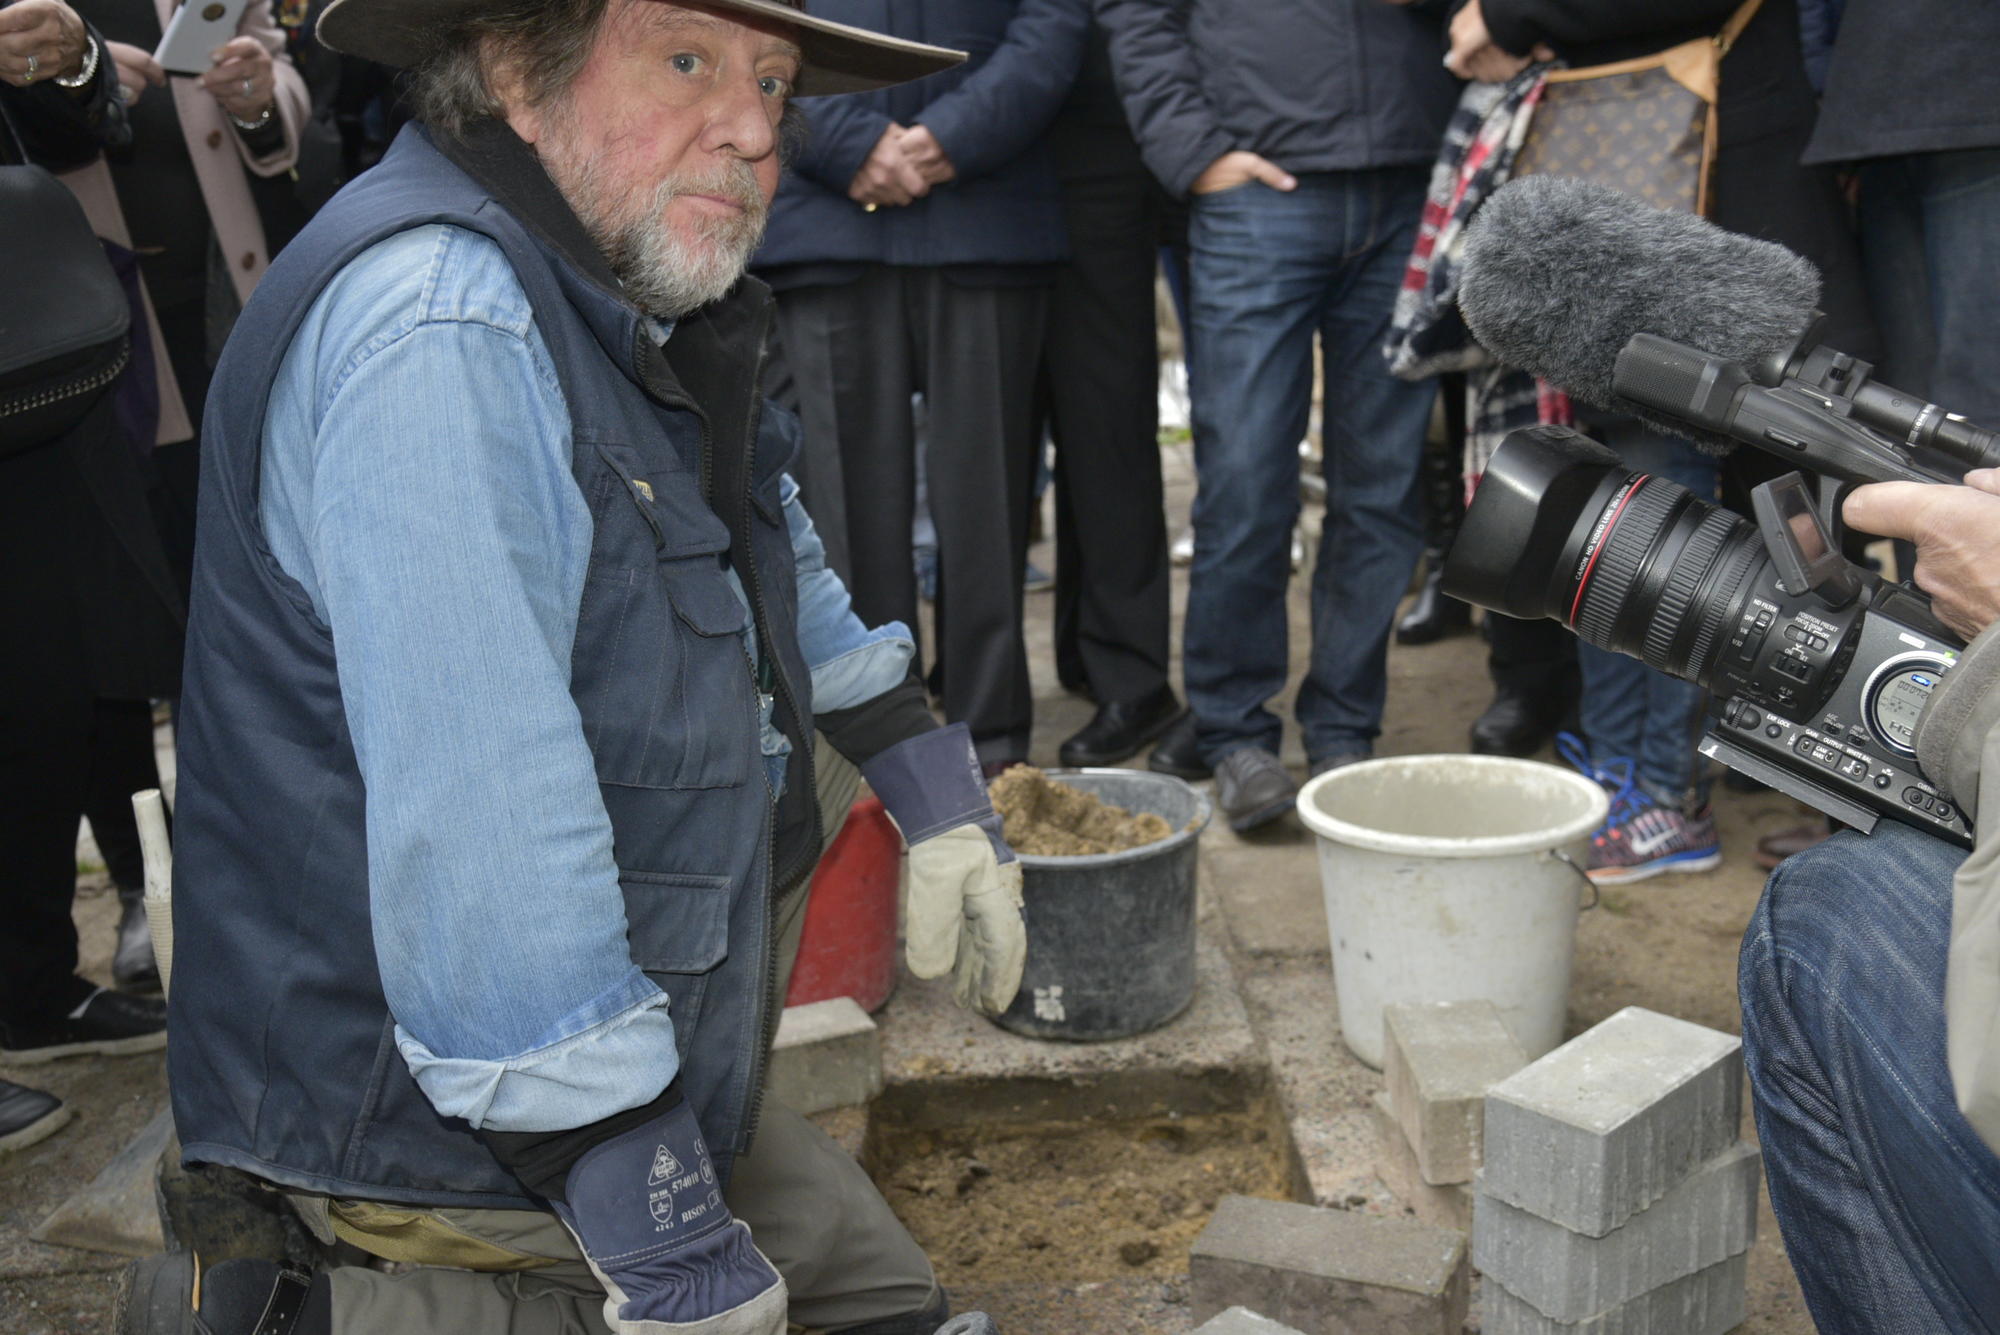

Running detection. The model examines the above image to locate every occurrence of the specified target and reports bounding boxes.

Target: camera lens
[1441,425,1769,688]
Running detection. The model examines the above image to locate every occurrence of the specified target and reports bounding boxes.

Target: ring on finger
[240,76,253,97]
[24,52,38,81]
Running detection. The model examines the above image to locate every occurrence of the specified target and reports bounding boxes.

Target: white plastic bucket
[1295,754,1609,1068]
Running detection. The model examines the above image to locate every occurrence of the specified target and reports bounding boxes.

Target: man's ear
[484,41,544,144]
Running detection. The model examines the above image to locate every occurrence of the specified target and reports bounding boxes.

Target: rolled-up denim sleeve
[264,237,677,1133]
[783,471,916,712]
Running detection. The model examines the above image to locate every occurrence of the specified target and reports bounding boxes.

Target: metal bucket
[993,769,1212,1041]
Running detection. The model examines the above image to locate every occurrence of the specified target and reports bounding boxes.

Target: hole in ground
[860,1077,1302,1288]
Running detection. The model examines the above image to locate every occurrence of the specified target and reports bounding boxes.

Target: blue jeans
[1574,419,1719,807]
[1183,169,1432,762]
[1740,823,2000,1332]
[1857,148,2000,429]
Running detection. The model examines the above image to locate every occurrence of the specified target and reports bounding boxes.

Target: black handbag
[0,161,132,455]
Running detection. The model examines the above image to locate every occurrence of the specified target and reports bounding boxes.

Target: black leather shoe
[1214,747,1299,833]
[0,1078,70,1153]
[1469,686,1573,757]
[114,886,160,992]
[117,1253,332,1335]
[1059,685,1185,768]
[1396,563,1471,645]
[1146,710,1211,780]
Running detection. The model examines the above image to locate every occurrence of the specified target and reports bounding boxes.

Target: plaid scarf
[1381,66,1572,503]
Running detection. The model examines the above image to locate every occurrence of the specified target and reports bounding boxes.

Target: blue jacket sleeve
[914,0,1093,182]
[787,95,895,197]
[1093,0,1233,198]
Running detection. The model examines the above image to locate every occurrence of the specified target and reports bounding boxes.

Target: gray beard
[542,126,768,319]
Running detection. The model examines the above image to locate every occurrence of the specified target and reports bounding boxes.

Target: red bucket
[786,795,900,1012]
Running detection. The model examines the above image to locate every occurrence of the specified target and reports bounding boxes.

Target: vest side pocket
[619,869,733,1067]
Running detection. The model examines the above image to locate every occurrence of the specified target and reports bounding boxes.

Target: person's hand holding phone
[198,33,272,123]
[0,0,89,88]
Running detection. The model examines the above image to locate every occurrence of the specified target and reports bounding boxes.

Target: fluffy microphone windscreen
[1458,176,1821,449]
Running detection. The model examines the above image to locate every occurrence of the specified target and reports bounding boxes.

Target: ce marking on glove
[647,1144,707,1230]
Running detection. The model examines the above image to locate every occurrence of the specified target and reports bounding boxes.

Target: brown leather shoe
[1754,820,1833,870]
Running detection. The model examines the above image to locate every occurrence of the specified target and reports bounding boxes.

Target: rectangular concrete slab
[1481,1252,1750,1335]
[1473,1142,1761,1320]
[1369,1092,1474,1232]
[1482,1007,1742,1236]
[1192,1307,1307,1335]
[1383,1000,1529,1185]
[1190,1194,1469,1334]
[767,997,882,1115]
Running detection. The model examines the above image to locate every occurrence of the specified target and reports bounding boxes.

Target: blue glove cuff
[861,722,1013,862]
[557,1094,731,1266]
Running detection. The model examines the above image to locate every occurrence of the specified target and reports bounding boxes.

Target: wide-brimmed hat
[316,0,964,96]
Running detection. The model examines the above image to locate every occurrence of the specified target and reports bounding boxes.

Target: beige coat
[1913,618,2000,1154]
[59,0,306,444]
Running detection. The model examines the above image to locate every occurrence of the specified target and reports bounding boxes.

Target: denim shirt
[256,223,913,1133]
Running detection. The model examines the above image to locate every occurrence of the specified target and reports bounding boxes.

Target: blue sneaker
[1557,733,1721,884]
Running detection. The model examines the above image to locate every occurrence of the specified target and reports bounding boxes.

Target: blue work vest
[168,121,817,1208]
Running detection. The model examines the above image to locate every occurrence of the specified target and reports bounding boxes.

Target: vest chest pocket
[575,550,757,792]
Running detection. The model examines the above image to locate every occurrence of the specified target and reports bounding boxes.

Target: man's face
[505,0,801,317]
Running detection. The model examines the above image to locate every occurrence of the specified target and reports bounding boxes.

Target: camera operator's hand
[1844,477,2000,640]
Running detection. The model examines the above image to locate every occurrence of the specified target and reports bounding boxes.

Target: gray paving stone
[1473,1142,1760,1320]
[1191,1307,1306,1335]
[1190,1194,1469,1335]
[1383,1000,1528,1185]
[767,997,881,1115]
[1482,1007,1742,1237]
[1481,1252,1750,1335]
[1368,1092,1475,1233]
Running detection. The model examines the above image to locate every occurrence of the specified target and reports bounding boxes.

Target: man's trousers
[283,745,941,1333]
[1041,121,1172,706]
[773,267,1048,765]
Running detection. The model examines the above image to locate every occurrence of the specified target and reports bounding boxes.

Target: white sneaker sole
[0,1101,73,1154]
[1588,849,1723,885]
[0,1030,168,1065]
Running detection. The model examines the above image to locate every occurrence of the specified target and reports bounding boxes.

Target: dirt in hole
[988,766,1174,857]
[864,1109,1295,1286]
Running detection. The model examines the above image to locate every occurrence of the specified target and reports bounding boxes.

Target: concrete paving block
[1368,1092,1475,1232]
[1190,1194,1469,1335]
[1382,1000,1529,1185]
[1481,1007,1742,1237]
[1481,1252,1750,1335]
[1191,1307,1307,1335]
[1473,1142,1760,1320]
[767,997,881,1115]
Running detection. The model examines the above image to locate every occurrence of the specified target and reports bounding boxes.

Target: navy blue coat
[753,0,1091,271]
[1095,0,1458,200]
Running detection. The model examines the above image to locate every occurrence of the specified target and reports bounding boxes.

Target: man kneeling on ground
[115,1,1029,1331]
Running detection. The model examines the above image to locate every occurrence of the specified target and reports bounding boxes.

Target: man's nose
[705,75,777,161]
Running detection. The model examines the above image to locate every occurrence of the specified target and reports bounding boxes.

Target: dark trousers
[0,683,159,1022]
[774,267,1048,762]
[1041,123,1172,704]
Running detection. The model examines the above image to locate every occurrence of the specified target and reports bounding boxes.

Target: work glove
[861,723,1028,1014]
[554,1086,787,1335]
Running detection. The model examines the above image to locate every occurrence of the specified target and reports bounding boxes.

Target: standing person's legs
[1909,147,2000,427]
[1297,166,1431,765]
[1571,422,1718,808]
[772,270,918,594]
[915,273,1047,767]
[1741,824,2000,1333]
[1182,182,1330,762]
[84,697,168,988]
[1044,134,1173,712]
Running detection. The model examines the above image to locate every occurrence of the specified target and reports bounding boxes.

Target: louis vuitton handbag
[1510,0,1764,217]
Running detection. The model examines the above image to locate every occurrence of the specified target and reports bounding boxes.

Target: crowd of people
[2,0,1998,1330]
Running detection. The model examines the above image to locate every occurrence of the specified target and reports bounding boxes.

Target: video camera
[1443,322,2000,847]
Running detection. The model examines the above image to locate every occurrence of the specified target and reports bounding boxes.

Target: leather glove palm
[862,723,1027,1014]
